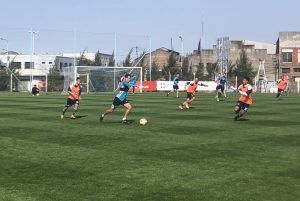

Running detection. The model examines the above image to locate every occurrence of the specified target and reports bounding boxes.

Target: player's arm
[200,83,208,87]
[123,76,137,87]
[239,86,253,97]
[78,86,82,100]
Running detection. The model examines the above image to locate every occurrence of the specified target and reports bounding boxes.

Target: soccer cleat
[70,115,76,119]
[99,114,104,122]
[217,98,220,102]
[167,93,169,97]
[178,105,183,110]
[60,115,64,120]
[122,120,131,125]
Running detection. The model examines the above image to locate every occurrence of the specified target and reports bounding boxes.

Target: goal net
[62,66,143,93]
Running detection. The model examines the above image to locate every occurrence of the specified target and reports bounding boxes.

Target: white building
[0,52,74,77]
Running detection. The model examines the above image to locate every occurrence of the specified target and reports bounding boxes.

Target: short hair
[124,73,131,78]
[244,76,250,82]
[76,77,80,80]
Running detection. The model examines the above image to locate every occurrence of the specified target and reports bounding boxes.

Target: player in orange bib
[61,77,82,119]
[178,78,208,110]
[276,74,289,98]
[234,76,253,121]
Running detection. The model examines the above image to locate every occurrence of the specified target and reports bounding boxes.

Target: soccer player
[178,78,208,110]
[31,84,40,96]
[276,75,288,98]
[283,74,289,96]
[215,72,228,101]
[61,77,82,119]
[233,76,253,121]
[167,73,180,98]
[100,73,136,124]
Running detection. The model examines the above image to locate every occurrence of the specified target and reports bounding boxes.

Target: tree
[163,52,178,80]
[234,49,256,84]
[151,61,163,81]
[0,65,9,91]
[94,50,102,66]
[181,57,193,80]
[206,63,218,80]
[47,59,64,92]
[77,51,93,66]
[108,51,115,67]
[227,61,236,83]
[123,48,133,67]
[194,62,205,80]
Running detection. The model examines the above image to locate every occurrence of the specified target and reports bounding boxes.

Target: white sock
[122,117,127,121]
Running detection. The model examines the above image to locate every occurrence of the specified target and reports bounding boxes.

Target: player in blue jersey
[99,73,137,124]
[215,72,228,101]
[167,73,180,98]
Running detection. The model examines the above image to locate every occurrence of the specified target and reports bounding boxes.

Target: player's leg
[175,85,179,98]
[234,101,242,120]
[100,98,118,122]
[167,88,173,96]
[122,102,132,122]
[223,85,227,98]
[276,89,282,98]
[235,102,249,120]
[70,101,79,119]
[61,99,72,119]
[184,93,193,108]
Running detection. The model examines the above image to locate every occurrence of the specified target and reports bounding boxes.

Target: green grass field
[0,92,299,201]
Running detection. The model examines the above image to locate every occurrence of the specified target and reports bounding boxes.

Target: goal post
[63,66,143,93]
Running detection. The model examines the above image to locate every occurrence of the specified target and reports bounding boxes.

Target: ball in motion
[139,118,148,125]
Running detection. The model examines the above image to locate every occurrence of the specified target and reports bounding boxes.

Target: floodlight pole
[29,29,38,90]
[73,29,77,82]
[149,36,152,81]
[113,33,117,91]
[179,36,183,73]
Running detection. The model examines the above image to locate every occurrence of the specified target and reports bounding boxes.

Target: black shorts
[236,101,250,112]
[65,98,79,107]
[216,85,225,92]
[111,97,128,109]
[173,85,179,90]
[186,92,194,100]
[278,88,284,93]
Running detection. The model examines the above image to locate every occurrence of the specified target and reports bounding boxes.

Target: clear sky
[0,0,299,59]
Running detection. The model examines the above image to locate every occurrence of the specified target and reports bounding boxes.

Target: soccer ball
[139,118,148,125]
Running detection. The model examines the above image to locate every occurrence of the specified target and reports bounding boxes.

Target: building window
[42,62,46,64]
[25,62,34,69]
[282,52,292,62]
[293,68,300,72]
[282,68,290,73]
[69,63,73,66]
[11,62,21,69]
[64,63,68,67]
[49,62,53,64]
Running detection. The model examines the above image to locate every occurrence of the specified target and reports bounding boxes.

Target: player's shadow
[236,118,249,121]
[75,115,88,119]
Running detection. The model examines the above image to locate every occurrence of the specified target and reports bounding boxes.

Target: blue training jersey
[219,76,227,86]
[116,76,137,101]
[173,76,179,86]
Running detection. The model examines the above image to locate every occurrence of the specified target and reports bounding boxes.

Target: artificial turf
[0,92,299,201]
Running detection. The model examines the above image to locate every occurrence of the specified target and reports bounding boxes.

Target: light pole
[29,29,38,90]
[0,37,11,92]
[179,36,183,74]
